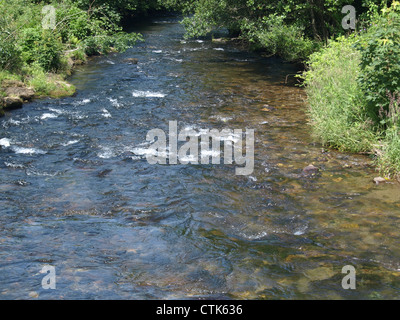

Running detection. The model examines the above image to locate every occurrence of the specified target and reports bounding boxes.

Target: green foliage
[302,2,400,178]
[302,35,378,153]
[0,0,148,100]
[26,63,57,95]
[0,70,22,84]
[53,0,144,55]
[377,125,400,178]
[19,28,64,72]
[171,0,399,62]
[83,32,143,56]
[357,2,400,122]
[0,33,22,71]
[241,14,316,62]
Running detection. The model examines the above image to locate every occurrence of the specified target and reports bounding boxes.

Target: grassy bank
[302,2,400,179]
[0,0,146,113]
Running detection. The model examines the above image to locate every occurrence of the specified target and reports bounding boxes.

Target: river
[0,17,400,300]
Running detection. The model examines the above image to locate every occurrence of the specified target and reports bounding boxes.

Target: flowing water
[1,17,400,300]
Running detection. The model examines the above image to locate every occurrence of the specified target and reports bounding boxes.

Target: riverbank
[1,50,105,116]
[301,3,400,181]
[0,70,77,116]
[0,0,146,116]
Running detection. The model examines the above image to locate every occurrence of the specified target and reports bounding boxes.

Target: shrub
[375,92,400,178]
[242,15,317,62]
[19,27,64,72]
[377,126,400,178]
[26,63,57,95]
[302,35,378,153]
[357,2,400,123]
[0,34,22,71]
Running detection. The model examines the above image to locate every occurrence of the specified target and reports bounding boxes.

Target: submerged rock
[123,58,138,64]
[302,164,319,177]
[97,169,113,178]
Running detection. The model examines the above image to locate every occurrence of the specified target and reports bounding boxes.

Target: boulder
[373,177,387,185]
[5,86,35,101]
[2,96,23,110]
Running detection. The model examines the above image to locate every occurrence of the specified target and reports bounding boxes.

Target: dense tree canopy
[159,0,392,61]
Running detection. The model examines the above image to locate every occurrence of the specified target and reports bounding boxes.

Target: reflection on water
[1,17,400,300]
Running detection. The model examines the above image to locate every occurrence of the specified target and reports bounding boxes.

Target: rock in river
[5,86,35,101]
[1,96,23,110]
[373,177,387,185]
[123,58,138,64]
[302,164,319,177]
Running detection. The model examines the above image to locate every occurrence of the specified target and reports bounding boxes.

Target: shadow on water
[0,17,400,300]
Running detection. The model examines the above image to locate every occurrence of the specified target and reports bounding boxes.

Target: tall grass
[302,34,400,179]
[376,93,400,178]
[302,36,378,153]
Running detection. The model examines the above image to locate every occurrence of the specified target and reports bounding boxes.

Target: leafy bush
[0,0,145,78]
[26,63,57,96]
[242,15,316,62]
[377,126,400,178]
[357,2,400,122]
[0,34,22,71]
[19,28,65,72]
[83,32,143,56]
[302,35,377,152]
[302,3,400,178]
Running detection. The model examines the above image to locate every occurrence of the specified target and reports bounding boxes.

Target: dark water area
[1,17,400,300]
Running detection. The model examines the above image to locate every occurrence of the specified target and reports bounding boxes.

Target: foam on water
[48,108,65,114]
[62,140,80,147]
[132,91,166,98]
[4,162,25,169]
[0,138,11,148]
[26,169,58,176]
[240,231,268,240]
[74,98,91,106]
[7,119,22,126]
[97,146,115,159]
[102,109,112,118]
[108,98,121,108]
[11,146,46,155]
[131,147,169,159]
[41,113,58,120]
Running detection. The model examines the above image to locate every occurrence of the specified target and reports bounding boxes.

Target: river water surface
[1,18,400,300]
